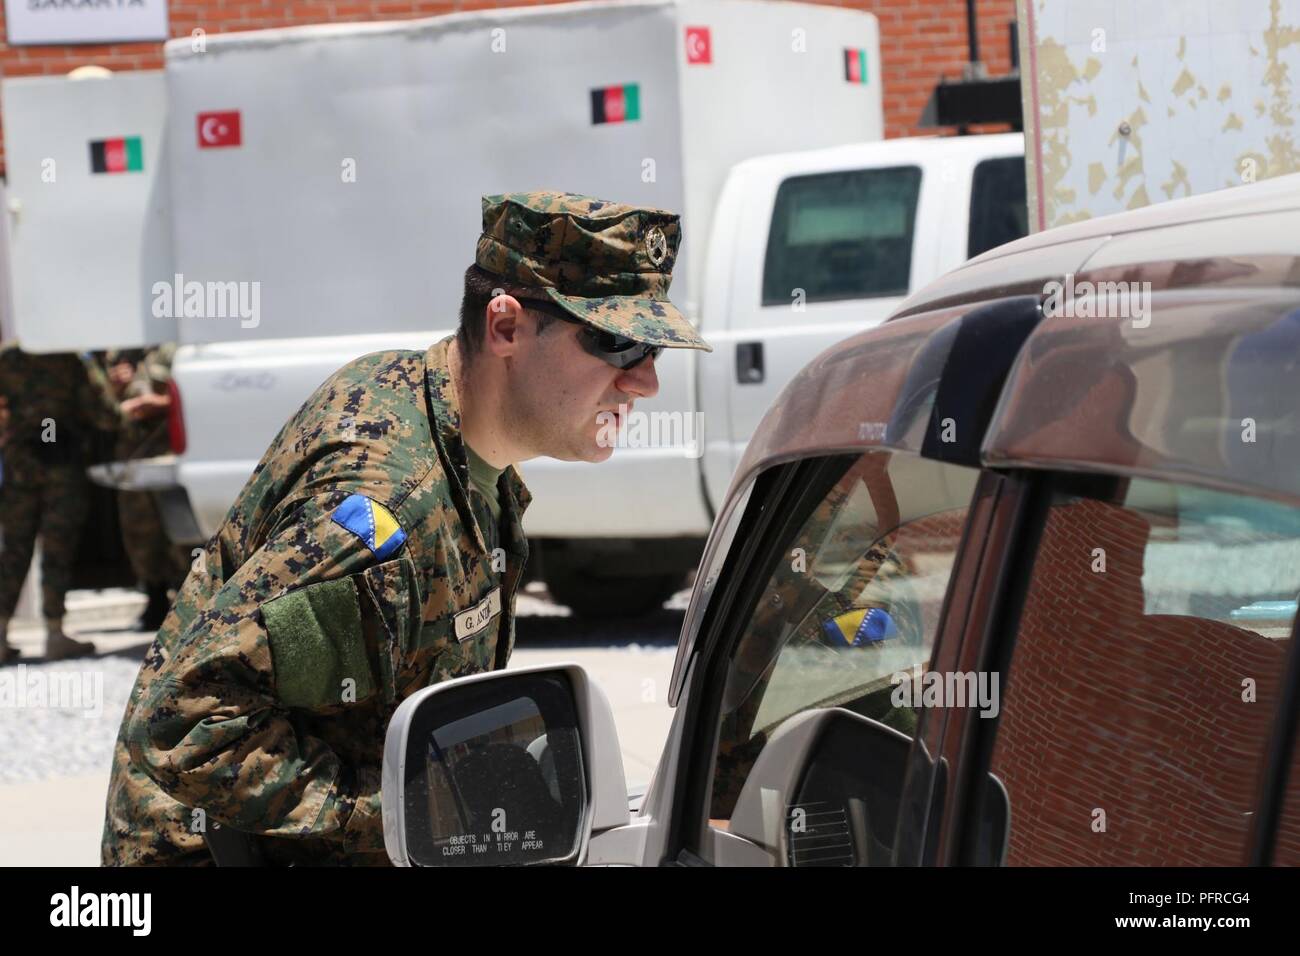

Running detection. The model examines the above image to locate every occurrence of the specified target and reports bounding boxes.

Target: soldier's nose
[617,353,659,400]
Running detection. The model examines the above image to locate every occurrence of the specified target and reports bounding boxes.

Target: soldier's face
[508,315,660,463]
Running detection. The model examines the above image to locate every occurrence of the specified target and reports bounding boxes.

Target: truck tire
[541,562,681,619]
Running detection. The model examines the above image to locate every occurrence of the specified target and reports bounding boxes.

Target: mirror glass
[402,672,586,866]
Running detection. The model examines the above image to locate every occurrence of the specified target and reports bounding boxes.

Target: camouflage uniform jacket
[105,343,177,460]
[102,337,531,865]
[0,345,122,477]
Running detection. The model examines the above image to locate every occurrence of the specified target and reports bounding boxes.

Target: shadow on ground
[101,641,155,662]
[515,607,684,648]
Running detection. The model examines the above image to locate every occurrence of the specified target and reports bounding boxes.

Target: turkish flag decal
[685,26,711,65]
[197,111,242,148]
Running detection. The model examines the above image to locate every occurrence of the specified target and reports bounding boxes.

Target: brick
[1,62,51,77]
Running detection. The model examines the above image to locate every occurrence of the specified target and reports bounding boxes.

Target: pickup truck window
[761,166,922,306]
[700,451,976,860]
[986,478,1300,865]
[967,156,1027,259]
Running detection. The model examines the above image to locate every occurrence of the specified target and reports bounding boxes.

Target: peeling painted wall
[1019,0,1300,232]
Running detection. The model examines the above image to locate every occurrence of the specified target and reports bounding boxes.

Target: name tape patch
[454,588,502,642]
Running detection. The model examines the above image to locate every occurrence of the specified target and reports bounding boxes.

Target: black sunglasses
[519,299,664,370]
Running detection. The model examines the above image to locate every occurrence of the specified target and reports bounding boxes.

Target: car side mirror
[381,663,629,866]
[721,708,912,866]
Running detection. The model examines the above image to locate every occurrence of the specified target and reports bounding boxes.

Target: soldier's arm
[141,343,177,391]
[125,492,415,854]
[75,353,129,432]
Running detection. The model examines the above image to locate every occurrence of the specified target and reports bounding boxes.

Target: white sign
[5,0,169,46]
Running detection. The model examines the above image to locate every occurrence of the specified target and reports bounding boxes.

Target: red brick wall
[0,0,1017,176]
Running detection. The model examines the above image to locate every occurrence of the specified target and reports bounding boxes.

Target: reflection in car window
[702,452,976,860]
[988,478,1300,865]
[761,166,922,306]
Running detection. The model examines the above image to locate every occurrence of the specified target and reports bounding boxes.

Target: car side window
[986,478,1300,865]
[699,451,977,863]
[967,156,1027,259]
[761,165,923,306]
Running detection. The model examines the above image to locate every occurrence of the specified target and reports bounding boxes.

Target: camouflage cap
[475,190,712,352]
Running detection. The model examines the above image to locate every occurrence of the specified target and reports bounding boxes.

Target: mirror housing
[382,663,629,866]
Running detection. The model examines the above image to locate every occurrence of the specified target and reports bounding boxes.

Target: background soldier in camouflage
[0,344,123,663]
[103,344,188,629]
[102,191,712,865]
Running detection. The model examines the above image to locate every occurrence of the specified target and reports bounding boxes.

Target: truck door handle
[736,342,764,384]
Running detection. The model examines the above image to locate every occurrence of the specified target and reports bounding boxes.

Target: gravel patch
[0,656,141,784]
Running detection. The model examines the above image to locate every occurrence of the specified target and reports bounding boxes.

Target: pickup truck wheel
[542,564,681,619]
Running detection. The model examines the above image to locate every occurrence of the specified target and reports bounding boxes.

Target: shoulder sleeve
[126,491,417,852]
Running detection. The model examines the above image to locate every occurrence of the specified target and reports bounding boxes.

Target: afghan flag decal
[90,137,144,174]
[591,83,640,124]
[844,48,868,84]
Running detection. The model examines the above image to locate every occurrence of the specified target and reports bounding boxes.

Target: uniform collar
[423,336,532,555]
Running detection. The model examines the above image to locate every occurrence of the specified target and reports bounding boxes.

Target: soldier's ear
[482,295,525,359]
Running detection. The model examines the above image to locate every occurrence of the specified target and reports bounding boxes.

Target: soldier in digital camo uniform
[101,191,712,865]
[0,345,124,664]
[103,344,190,629]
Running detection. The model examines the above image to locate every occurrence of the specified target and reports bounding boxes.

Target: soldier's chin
[585,439,617,463]
[545,434,615,463]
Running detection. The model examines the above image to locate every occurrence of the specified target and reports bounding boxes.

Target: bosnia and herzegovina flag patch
[332,494,407,561]
[90,137,144,174]
[844,48,869,84]
[591,83,640,124]
[823,606,896,647]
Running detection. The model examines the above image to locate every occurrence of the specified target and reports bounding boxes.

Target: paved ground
[0,582,686,866]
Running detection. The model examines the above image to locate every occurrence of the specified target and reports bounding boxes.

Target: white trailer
[162,0,883,344]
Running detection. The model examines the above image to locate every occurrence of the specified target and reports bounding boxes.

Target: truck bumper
[87,455,207,548]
